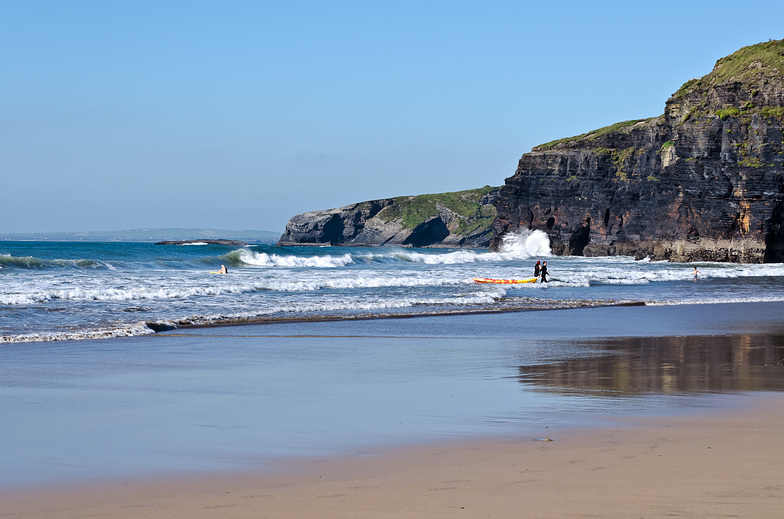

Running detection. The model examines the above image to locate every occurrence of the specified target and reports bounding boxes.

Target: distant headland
[0,228,279,244]
[277,186,498,248]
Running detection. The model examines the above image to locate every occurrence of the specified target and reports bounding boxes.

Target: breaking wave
[235,249,354,268]
[499,229,552,257]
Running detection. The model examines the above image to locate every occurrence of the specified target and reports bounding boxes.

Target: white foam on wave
[499,229,552,257]
[0,281,258,305]
[388,249,485,265]
[647,295,784,306]
[266,274,468,292]
[0,321,156,344]
[698,263,784,278]
[0,288,508,343]
[0,293,46,305]
[536,259,784,286]
[237,249,354,268]
[4,255,782,307]
[0,268,479,305]
[367,230,552,266]
[241,230,552,269]
[186,289,508,323]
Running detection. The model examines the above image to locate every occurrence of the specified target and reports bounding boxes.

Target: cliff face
[491,40,784,262]
[278,187,498,248]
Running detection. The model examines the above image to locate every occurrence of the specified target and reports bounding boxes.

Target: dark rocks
[490,39,784,263]
[278,187,499,248]
[278,199,395,246]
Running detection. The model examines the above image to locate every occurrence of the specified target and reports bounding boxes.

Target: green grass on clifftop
[675,39,784,97]
[377,186,498,231]
[534,118,656,151]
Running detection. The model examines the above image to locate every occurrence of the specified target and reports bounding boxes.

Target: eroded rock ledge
[278,187,498,248]
[491,39,784,263]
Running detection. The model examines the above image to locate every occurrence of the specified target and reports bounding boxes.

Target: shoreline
[3,295,646,342]
[152,296,781,337]
[11,294,784,344]
[148,298,646,333]
[160,299,784,341]
[4,391,783,518]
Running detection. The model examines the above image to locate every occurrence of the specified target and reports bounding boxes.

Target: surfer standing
[534,260,541,278]
[540,261,549,283]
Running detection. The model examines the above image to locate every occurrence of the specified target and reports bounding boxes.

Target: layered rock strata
[491,39,784,262]
[278,187,498,248]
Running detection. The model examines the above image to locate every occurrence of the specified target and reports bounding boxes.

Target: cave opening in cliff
[764,204,784,263]
[403,218,450,247]
[569,217,591,256]
[322,214,346,246]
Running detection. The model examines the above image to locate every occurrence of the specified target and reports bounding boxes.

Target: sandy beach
[2,393,782,518]
[3,303,784,517]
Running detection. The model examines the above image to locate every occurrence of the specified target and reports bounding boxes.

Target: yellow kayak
[473,277,537,284]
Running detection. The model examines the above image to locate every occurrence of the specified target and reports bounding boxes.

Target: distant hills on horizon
[0,228,281,244]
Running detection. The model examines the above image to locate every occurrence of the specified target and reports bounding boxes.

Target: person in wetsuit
[534,260,541,278]
[540,261,549,283]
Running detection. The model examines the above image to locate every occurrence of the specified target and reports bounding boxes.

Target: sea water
[3,230,784,343]
[3,231,784,487]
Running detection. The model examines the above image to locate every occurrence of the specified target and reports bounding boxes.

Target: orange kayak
[473,277,538,284]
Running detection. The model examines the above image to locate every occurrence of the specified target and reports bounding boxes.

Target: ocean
[3,231,784,487]
[3,230,784,343]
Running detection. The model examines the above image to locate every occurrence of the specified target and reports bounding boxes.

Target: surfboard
[209,271,223,274]
[473,277,537,284]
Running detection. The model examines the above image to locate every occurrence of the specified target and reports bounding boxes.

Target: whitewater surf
[3,230,784,343]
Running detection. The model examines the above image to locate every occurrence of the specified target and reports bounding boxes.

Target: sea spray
[499,229,552,257]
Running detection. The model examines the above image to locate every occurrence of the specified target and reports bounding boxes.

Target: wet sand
[3,392,783,518]
[3,303,784,517]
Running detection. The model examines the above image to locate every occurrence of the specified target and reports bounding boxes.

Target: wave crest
[233,249,355,268]
[0,253,103,270]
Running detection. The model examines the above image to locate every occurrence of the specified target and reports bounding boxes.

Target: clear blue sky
[2,1,782,233]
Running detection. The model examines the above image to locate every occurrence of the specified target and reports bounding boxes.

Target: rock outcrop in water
[278,187,498,248]
[491,39,784,263]
[155,239,247,246]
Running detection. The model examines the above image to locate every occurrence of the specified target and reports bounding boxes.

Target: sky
[2,1,783,234]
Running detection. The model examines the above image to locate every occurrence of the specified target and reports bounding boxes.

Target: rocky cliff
[278,186,498,248]
[491,39,784,262]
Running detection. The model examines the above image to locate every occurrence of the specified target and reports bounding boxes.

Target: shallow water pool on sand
[1,302,784,487]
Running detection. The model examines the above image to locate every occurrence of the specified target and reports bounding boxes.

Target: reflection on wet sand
[518,334,784,396]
